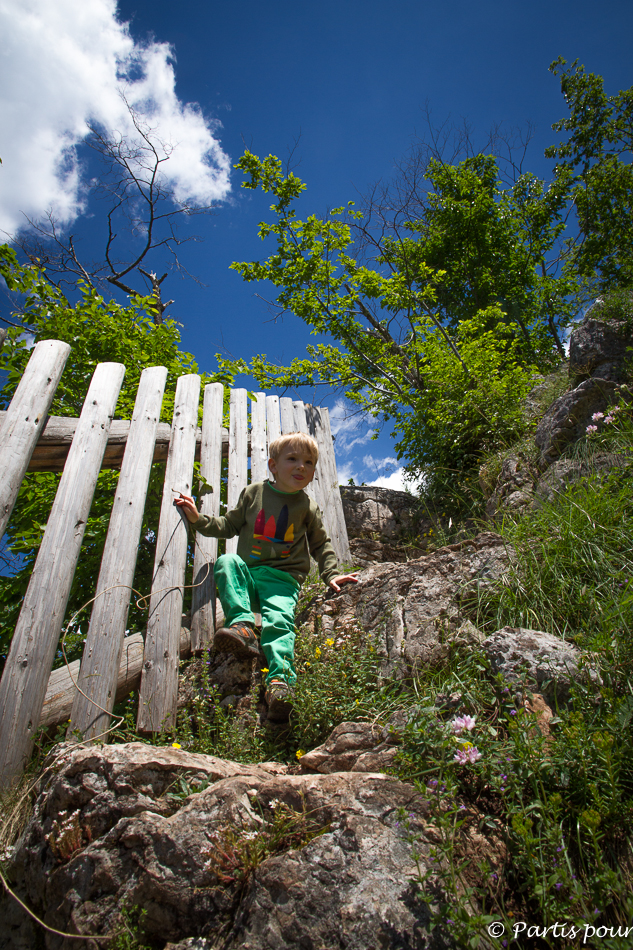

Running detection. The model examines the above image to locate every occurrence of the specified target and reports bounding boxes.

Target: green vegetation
[231,60,632,492]
[111,578,399,764]
[0,246,240,669]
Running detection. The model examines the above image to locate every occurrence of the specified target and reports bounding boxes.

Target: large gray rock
[1,742,473,950]
[482,627,582,703]
[339,485,429,565]
[298,533,508,674]
[534,377,621,466]
[340,485,422,541]
[569,299,633,384]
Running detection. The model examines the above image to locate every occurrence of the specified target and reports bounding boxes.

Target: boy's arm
[307,505,358,590]
[175,489,247,538]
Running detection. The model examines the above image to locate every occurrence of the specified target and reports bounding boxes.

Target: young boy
[175,432,358,722]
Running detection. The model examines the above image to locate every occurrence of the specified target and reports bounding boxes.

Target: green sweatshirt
[193,480,339,586]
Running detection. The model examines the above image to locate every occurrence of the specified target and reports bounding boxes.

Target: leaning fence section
[0,343,350,786]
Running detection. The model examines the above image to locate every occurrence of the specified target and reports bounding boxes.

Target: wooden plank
[0,412,232,473]
[266,394,281,446]
[293,400,320,506]
[225,388,248,556]
[0,361,126,787]
[137,374,201,733]
[279,396,295,435]
[191,383,223,651]
[318,406,351,562]
[305,404,350,564]
[41,629,193,731]
[69,366,168,741]
[250,392,268,483]
[0,340,71,537]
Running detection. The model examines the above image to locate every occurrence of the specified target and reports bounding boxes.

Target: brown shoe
[214,623,260,659]
[265,680,294,723]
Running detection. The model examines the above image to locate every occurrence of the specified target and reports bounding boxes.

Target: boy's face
[268,446,316,493]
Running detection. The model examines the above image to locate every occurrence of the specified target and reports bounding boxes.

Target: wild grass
[394,397,633,947]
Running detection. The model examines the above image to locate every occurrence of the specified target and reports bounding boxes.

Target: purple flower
[556,882,562,889]
[509,709,517,716]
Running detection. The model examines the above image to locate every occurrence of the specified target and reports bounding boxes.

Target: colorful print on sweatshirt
[252,504,296,559]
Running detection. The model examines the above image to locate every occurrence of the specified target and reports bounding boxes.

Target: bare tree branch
[10,96,218,324]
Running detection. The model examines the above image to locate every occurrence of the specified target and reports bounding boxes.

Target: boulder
[569,299,633,384]
[339,485,429,565]
[534,377,621,466]
[483,453,538,519]
[482,627,582,704]
[1,742,471,950]
[299,712,407,775]
[298,533,508,675]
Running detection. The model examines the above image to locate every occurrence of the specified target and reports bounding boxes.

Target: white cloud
[329,398,377,453]
[333,461,357,485]
[0,0,231,236]
[362,453,398,471]
[367,466,422,493]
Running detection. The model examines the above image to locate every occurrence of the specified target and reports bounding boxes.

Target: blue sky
[2,0,632,488]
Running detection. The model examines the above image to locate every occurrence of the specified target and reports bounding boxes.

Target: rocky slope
[1,301,630,949]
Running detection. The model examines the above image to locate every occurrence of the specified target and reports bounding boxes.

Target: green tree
[230,152,551,487]
[0,245,238,667]
[230,64,633,488]
[547,57,633,289]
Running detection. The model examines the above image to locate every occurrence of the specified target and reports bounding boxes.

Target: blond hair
[268,432,319,463]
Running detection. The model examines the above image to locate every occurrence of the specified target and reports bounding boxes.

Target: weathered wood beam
[40,628,193,731]
[0,411,235,472]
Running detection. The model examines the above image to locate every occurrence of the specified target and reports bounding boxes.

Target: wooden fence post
[137,374,201,733]
[191,382,224,651]
[0,362,126,787]
[69,366,168,741]
[225,388,248,556]
[250,392,268,483]
[0,340,71,537]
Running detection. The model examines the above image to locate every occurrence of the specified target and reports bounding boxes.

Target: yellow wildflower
[326,638,334,647]
[296,749,305,760]
[261,667,269,673]
[315,647,321,658]
[172,742,181,749]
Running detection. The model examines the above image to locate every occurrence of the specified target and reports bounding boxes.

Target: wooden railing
[0,341,350,786]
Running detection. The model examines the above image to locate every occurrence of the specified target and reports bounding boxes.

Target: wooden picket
[137,374,201,733]
[0,362,126,782]
[69,366,168,741]
[190,382,224,651]
[0,340,71,537]
[0,344,351,784]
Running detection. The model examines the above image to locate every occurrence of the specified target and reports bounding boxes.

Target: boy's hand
[173,492,200,523]
[329,572,360,593]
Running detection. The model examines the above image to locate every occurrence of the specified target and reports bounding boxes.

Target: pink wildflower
[586,425,598,434]
[451,715,476,734]
[592,412,604,421]
[454,746,482,765]
[604,415,615,424]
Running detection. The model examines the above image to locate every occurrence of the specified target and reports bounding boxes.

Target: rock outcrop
[569,297,633,384]
[482,627,583,705]
[483,296,632,516]
[2,741,479,950]
[339,484,429,565]
[298,532,509,675]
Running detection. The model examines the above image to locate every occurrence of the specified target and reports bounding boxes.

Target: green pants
[214,553,300,686]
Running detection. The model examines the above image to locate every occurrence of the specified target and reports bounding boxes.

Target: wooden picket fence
[0,340,350,786]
